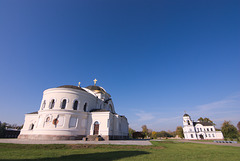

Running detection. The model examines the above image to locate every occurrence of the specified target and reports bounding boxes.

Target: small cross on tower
[78,82,81,87]
[93,79,97,86]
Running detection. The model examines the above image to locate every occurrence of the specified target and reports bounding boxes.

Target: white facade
[19,84,129,140]
[183,114,224,140]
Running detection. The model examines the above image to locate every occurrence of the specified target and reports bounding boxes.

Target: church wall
[41,88,98,112]
[215,131,224,139]
[20,110,89,139]
[21,114,38,132]
[89,112,110,136]
[108,113,128,139]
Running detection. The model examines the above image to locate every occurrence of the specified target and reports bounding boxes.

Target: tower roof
[183,113,190,117]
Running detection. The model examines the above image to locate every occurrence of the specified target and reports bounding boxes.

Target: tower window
[83,103,87,112]
[61,99,67,109]
[187,120,190,125]
[49,99,55,109]
[73,100,78,110]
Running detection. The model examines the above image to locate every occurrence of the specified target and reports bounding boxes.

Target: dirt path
[176,139,240,147]
[0,139,152,145]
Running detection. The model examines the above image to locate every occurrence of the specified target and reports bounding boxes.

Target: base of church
[18,134,129,141]
[18,134,85,140]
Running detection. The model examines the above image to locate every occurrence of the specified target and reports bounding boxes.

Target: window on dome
[61,99,67,109]
[41,100,46,110]
[83,103,87,112]
[73,100,78,110]
[49,99,55,109]
[29,123,34,130]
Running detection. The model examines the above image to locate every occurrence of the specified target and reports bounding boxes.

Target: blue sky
[0,0,239,131]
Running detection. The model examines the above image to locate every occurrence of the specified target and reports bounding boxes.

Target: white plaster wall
[89,112,110,136]
[21,114,38,133]
[41,88,98,112]
[215,131,224,139]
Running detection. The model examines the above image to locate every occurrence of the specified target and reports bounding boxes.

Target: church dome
[85,85,107,94]
[57,85,86,91]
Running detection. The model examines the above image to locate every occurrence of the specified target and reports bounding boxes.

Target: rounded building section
[18,84,128,140]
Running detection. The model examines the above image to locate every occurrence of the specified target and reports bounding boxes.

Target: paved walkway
[176,139,240,147]
[0,139,152,145]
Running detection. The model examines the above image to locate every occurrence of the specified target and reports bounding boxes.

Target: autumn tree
[237,121,240,133]
[141,125,149,138]
[221,121,239,139]
[128,127,136,139]
[156,131,173,137]
[152,131,157,139]
[198,117,215,125]
[176,126,184,138]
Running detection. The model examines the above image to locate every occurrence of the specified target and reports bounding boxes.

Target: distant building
[19,80,129,140]
[5,128,20,138]
[182,113,224,140]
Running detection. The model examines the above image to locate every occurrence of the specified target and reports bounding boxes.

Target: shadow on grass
[1,150,150,161]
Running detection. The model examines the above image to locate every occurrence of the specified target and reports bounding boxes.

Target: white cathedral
[183,113,224,140]
[18,80,129,140]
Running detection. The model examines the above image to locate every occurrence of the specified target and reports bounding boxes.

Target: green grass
[0,141,239,161]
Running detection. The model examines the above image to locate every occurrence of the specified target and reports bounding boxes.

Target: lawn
[0,141,239,161]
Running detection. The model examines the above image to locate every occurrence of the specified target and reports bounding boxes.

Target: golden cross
[184,111,186,114]
[93,79,97,86]
[78,82,81,87]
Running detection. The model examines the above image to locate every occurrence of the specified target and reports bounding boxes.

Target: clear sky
[0,0,239,131]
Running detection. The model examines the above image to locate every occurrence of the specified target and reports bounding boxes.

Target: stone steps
[83,135,104,141]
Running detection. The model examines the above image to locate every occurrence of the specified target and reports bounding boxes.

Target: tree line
[0,121,23,138]
[129,118,240,140]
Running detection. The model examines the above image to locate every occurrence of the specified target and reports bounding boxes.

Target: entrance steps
[83,135,104,141]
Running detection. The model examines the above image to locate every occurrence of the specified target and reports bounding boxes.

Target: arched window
[61,99,67,109]
[73,100,78,110]
[41,100,46,110]
[49,99,55,109]
[29,123,34,130]
[83,103,87,112]
[93,121,99,135]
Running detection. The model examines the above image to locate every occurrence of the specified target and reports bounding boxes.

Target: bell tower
[183,113,193,126]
